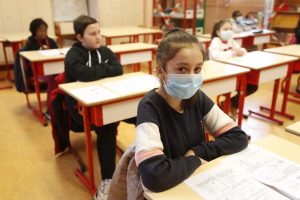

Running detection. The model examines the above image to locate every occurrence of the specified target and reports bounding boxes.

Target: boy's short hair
[232,10,242,19]
[73,15,98,36]
[29,18,48,36]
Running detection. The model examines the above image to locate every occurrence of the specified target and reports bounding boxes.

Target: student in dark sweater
[64,15,135,200]
[135,29,248,192]
[24,18,58,116]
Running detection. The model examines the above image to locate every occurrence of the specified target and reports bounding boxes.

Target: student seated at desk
[24,18,58,118]
[64,15,135,200]
[230,10,252,33]
[209,19,257,119]
[135,29,248,192]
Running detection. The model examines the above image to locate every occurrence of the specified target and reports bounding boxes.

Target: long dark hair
[156,28,206,109]
[211,19,231,39]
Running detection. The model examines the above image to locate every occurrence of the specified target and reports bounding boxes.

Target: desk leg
[148,61,152,74]
[106,38,112,45]
[11,42,22,58]
[237,74,247,127]
[249,79,283,125]
[0,42,13,89]
[31,63,47,126]
[75,106,96,196]
[2,42,12,81]
[260,63,295,120]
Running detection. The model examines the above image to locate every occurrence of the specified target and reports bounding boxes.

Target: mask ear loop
[158,66,168,85]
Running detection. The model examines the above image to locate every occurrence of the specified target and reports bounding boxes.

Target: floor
[0,68,299,200]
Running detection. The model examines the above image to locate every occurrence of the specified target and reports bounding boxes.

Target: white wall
[0,0,54,64]
[0,0,147,63]
[98,0,144,27]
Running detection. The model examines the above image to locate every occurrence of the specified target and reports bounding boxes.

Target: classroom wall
[0,0,146,64]
[98,0,144,27]
[0,0,54,64]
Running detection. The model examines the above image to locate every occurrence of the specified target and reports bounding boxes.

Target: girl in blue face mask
[134,29,249,193]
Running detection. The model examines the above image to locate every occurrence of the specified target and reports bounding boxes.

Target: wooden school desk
[201,60,250,126]
[1,32,30,57]
[0,36,13,89]
[199,29,275,48]
[108,43,157,74]
[216,51,298,125]
[199,32,249,47]
[246,29,275,47]
[19,48,67,125]
[19,43,157,125]
[59,72,159,195]
[100,26,162,45]
[54,22,74,47]
[144,134,300,200]
[1,32,57,57]
[285,121,300,136]
[196,37,211,49]
[264,44,300,105]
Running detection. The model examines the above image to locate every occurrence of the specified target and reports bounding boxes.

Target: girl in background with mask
[135,29,248,192]
[209,19,246,60]
[209,19,257,120]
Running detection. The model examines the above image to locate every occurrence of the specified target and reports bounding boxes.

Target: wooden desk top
[197,37,211,43]
[202,60,249,82]
[1,33,57,42]
[101,26,162,37]
[0,36,5,42]
[19,43,156,62]
[59,72,159,106]
[264,44,300,58]
[199,29,275,40]
[144,135,300,200]
[216,51,298,70]
[107,43,157,53]
[19,48,69,62]
[285,121,300,135]
[248,29,275,36]
[199,32,249,39]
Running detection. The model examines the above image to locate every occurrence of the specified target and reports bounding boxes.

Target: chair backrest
[108,144,144,200]
[49,72,83,155]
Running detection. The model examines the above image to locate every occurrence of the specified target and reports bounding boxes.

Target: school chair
[14,49,48,111]
[107,144,144,200]
[49,72,86,172]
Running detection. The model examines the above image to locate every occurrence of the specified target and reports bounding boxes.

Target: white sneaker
[94,179,112,200]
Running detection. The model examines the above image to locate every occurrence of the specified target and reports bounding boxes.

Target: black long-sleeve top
[24,36,58,51]
[64,42,123,115]
[135,90,248,192]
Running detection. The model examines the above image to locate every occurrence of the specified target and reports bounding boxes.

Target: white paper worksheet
[222,144,300,200]
[69,85,118,104]
[101,75,159,95]
[185,164,289,200]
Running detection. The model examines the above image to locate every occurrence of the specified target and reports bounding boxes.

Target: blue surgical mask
[220,30,234,41]
[236,16,244,24]
[163,73,203,99]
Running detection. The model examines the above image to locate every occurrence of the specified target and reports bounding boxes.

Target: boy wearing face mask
[231,10,252,33]
[135,29,248,192]
[209,19,257,120]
